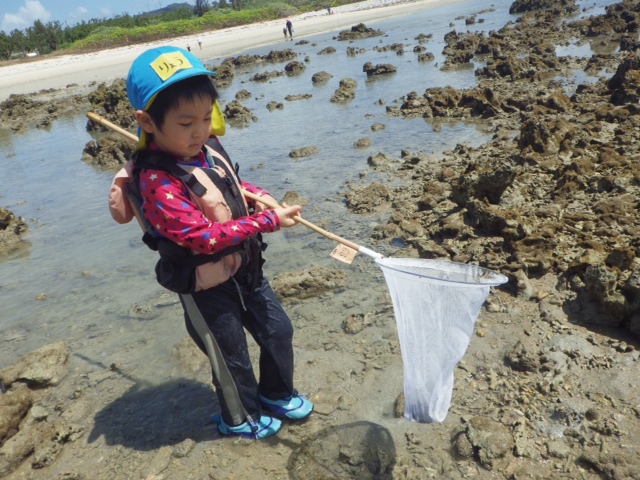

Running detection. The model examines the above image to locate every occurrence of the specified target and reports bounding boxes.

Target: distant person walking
[286,19,293,38]
[187,44,191,52]
[283,27,288,40]
[198,39,202,49]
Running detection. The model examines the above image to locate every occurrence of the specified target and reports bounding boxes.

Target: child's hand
[274,204,301,228]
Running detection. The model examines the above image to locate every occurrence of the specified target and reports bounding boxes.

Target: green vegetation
[0,0,358,61]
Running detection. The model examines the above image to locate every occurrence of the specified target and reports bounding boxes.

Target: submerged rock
[0,207,28,253]
[336,23,384,41]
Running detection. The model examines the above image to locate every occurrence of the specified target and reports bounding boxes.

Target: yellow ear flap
[210,100,226,136]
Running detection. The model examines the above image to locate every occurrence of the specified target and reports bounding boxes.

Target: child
[109,46,313,439]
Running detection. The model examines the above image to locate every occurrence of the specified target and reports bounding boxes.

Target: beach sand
[0,0,460,102]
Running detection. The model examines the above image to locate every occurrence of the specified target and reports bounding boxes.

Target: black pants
[179,272,294,426]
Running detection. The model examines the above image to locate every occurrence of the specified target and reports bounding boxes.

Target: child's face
[142,95,213,158]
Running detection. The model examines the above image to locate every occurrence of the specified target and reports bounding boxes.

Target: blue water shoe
[259,391,313,420]
[215,415,281,439]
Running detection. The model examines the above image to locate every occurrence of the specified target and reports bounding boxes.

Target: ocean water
[0,0,619,376]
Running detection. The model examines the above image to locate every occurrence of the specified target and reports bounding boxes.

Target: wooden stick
[87,112,138,142]
[241,189,379,256]
[87,111,383,260]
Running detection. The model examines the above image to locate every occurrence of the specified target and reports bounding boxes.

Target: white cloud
[1,0,51,33]
[68,7,89,23]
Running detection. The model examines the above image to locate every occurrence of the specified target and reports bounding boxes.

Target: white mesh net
[375,257,508,423]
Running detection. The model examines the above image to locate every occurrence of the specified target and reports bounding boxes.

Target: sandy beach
[0,0,459,102]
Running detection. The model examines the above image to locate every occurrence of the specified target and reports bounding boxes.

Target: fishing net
[375,257,508,423]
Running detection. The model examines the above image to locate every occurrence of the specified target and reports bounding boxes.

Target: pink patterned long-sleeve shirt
[139,148,280,255]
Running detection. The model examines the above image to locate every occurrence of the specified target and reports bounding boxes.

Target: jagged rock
[354,138,372,149]
[459,416,514,469]
[285,61,306,75]
[0,93,85,133]
[264,49,297,63]
[0,207,29,252]
[317,47,336,55]
[509,0,577,15]
[271,265,348,299]
[330,78,358,103]
[417,52,435,62]
[345,182,390,213]
[0,341,69,388]
[336,23,384,41]
[289,146,319,159]
[285,94,312,101]
[86,79,134,132]
[211,59,235,88]
[346,47,367,56]
[235,89,251,101]
[607,53,640,105]
[223,99,255,127]
[250,70,283,82]
[82,134,135,170]
[362,62,397,77]
[311,71,332,84]
[266,101,284,111]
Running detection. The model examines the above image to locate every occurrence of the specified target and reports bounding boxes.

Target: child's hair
[146,75,219,130]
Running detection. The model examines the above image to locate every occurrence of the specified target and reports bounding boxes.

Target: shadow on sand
[87,378,219,450]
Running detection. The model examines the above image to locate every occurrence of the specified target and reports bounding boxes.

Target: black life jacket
[127,139,263,293]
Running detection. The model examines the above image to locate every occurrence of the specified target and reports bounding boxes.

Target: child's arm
[140,169,289,255]
[108,159,135,224]
[241,181,278,214]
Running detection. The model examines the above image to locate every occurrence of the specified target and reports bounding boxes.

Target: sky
[0,0,177,33]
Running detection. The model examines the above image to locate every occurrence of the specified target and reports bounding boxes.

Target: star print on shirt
[138,159,279,256]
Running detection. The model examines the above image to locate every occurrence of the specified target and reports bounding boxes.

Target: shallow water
[0,0,619,378]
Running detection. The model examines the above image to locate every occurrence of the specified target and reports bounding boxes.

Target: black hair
[146,75,218,130]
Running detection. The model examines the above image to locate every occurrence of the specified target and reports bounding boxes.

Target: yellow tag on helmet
[150,52,193,81]
[211,100,226,136]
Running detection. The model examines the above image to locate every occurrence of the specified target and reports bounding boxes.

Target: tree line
[0,0,271,61]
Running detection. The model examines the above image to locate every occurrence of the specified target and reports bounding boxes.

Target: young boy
[110,46,313,439]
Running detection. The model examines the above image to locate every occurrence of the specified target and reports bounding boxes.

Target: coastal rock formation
[86,79,135,133]
[0,208,28,252]
[271,265,348,299]
[330,78,358,103]
[234,89,252,101]
[336,23,384,41]
[223,99,256,127]
[82,135,135,169]
[289,145,319,159]
[317,46,336,55]
[285,61,306,75]
[311,71,332,84]
[509,0,578,15]
[366,1,640,344]
[3,3,640,480]
[362,62,397,77]
[0,93,85,133]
